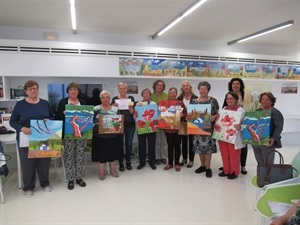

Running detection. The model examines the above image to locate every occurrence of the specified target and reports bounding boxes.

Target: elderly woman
[55,82,87,190]
[10,80,54,198]
[252,92,284,166]
[191,81,219,178]
[92,90,123,180]
[218,92,245,179]
[111,82,136,171]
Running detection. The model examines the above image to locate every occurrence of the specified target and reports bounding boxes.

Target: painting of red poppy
[135,104,158,134]
[212,109,243,144]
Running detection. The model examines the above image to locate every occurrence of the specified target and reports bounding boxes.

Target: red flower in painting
[221,114,236,126]
[142,109,155,120]
[149,120,158,131]
[214,123,222,132]
[137,120,146,128]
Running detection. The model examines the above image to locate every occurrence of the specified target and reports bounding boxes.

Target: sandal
[76,179,86,187]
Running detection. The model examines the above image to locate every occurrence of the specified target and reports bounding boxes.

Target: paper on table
[19,132,29,147]
[267,201,294,216]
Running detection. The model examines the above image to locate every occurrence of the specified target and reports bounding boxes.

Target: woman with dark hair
[221,78,248,175]
[252,92,284,166]
[55,82,87,190]
[10,80,54,198]
[150,79,168,165]
[218,92,245,180]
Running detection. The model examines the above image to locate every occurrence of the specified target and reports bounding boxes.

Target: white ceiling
[0,0,299,49]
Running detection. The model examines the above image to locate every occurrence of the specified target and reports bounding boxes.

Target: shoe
[126,163,132,170]
[24,190,33,198]
[163,164,173,170]
[206,169,212,178]
[241,167,247,175]
[187,161,194,168]
[76,179,86,187]
[175,165,181,172]
[68,181,74,190]
[119,163,125,172]
[111,172,119,178]
[218,172,229,177]
[161,159,167,164]
[179,159,187,166]
[219,167,223,171]
[43,185,52,192]
[137,164,145,170]
[150,164,157,170]
[228,172,238,180]
[195,166,206,174]
[155,159,161,165]
[99,174,106,180]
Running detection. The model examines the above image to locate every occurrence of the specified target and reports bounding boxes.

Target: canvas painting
[242,110,271,146]
[187,104,211,135]
[135,104,158,134]
[98,114,124,134]
[158,100,183,130]
[28,120,63,158]
[212,109,243,144]
[64,105,94,139]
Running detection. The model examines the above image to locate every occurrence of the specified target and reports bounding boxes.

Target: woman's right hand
[21,127,31,135]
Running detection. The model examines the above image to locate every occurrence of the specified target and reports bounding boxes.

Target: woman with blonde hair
[176,80,198,168]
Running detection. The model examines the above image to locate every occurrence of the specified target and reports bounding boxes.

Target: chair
[256,183,300,225]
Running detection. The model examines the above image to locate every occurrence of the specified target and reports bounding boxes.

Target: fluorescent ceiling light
[227,20,294,45]
[70,0,77,34]
[151,0,207,40]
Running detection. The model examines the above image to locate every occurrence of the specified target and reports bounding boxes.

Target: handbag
[257,150,294,187]
[178,121,187,135]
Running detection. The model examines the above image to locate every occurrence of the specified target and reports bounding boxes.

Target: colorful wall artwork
[64,105,94,139]
[135,104,158,134]
[158,100,183,130]
[242,110,271,146]
[212,109,243,144]
[187,104,211,135]
[98,115,124,134]
[28,120,63,158]
[119,57,300,80]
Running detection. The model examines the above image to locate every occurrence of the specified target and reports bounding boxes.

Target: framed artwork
[187,104,211,135]
[157,100,182,130]
[64,105,94,139]
[212,109,243,144]
[98,114,124,134]
[28,120,63,158]
[1,113,11,125]
[242,110,271,146]
[135,104,158,134]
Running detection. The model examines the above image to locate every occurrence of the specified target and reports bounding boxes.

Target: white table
[0,133,22,189]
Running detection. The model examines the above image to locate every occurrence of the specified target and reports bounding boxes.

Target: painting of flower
[135,104,158,134]
[98,115,124,134]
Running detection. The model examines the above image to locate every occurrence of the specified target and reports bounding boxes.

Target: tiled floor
[0,145,298,225]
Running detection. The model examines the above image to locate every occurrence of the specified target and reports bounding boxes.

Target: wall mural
[119,57,300,80]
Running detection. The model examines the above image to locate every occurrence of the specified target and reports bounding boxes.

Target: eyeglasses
[69,88,78,92]
[226,98,235,100]
[26,87,38,91]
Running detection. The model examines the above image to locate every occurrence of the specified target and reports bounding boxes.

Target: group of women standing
[9,77,284,198]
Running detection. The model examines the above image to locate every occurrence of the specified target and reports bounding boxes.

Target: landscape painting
[187,104,211,135]
[28,120,63,158]
[212,109,243,144]
[135,104,158,134]
[65,105,94,139]
[242,110,271,146]
[98,115,124,134]
[158,100,183,130]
